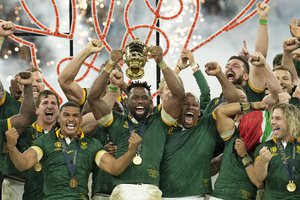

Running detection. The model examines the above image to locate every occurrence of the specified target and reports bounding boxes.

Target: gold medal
[69,177,78,188]
[133,155,142,165]
[34,163,42,172]
[287,181,296,192]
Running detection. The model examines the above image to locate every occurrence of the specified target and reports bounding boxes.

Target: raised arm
[10,71,36,132]
[87,50,123,120]
[215,101,267,139]
[205,62,239,103]
[249,52,282,106]
[176,49,211,110]
[149,46,185,119]
[255,2,270,58]
[260,55,282,106]
[215,102,240,140]
[58,39,104,105]
[6,128,38,171]
[248,52,267,91]
[0,20,15,50]
[281,37,299,82]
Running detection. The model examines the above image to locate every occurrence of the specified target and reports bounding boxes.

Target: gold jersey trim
[248,80,264,93]
[0,90,6,106]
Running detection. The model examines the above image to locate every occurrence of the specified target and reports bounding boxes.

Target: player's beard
[232,75,244,86]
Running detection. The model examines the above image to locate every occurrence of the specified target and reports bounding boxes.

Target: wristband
[158,60,168,70]
[240,102,252,112]
[259,19,268,25]
[176,65,182,71]
[242,154,253,167]
[103,61,115,73]
[108,84,119,93]
[191,63,199,70]
[244,161,253,168]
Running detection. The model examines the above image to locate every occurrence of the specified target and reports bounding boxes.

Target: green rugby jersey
[160,114,218,197]
[213,131,257,200]
[90,125,114,195]
[254,139,300,200]
[0,90,21,119]
[242,81,265,102]
[204,81,265,115]
[104,111,168,187]
[33,129,103,200]
[20,123,56,200]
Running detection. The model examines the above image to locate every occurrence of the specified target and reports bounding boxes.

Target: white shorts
[109,184,162,200]
[163,196,206,200]
[2,177,24,200]
[92,193,110,200]
[208,196,223,200]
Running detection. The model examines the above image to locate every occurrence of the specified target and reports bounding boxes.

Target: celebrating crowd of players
[0,2,300,200]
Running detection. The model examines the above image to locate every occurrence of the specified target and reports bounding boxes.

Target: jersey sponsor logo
[80,142,88,149]
[147,168,159,178]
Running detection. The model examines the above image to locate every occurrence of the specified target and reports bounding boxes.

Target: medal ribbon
[128,118,147,155]
[59,137,80,179]
[276,140,296,182]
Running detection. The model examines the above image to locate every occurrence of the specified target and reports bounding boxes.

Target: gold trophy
[124,39,148,80]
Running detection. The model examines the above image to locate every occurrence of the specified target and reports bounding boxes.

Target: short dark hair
[272,53,283,68]
[59,101,81,112]
[127,81,151,94]
[185,92,200,106]
[228,55,250,73]
[36,90,60,108]
[273,65,293,80]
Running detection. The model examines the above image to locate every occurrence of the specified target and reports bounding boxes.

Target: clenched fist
[205,62,221,76]
[249,52,266,68]
[128,133,142,153]
[85,39,104,54]
[148,46,163,63]
[259,146,272,163]
[110,49,124,63]
[0,21,15,36]
[5,128,19,150]
[15,71,34,86]
[109,69,124,86]
[257,2,270,20]
[283,37,299,53]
